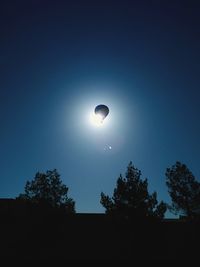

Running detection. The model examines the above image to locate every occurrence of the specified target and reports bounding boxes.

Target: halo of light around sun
[62,84,132,153]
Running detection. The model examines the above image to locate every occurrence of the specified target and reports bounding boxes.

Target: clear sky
[0,0,200,215]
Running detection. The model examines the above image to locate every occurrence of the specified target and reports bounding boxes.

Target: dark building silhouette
[0,198,199,264]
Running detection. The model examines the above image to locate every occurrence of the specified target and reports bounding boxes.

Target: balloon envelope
[94,104,109,119]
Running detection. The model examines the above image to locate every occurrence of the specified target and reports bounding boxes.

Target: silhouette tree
[166,161,200,218]
[18,169,75,213]
[100,162,166,219]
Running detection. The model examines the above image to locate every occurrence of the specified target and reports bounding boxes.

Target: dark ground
[0,199,199,265]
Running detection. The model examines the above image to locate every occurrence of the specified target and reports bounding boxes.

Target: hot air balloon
[94,104,109,122]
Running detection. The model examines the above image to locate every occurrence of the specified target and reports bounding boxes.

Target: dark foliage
[100,162,166,219]
[166,161,200,218]
[17,169,75,213]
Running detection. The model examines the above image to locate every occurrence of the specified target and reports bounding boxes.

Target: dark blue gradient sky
[1,0,200,215]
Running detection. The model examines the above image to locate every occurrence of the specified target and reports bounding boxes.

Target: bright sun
[89,113,104,127]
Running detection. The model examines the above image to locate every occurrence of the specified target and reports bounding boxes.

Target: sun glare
[89,113,104,127]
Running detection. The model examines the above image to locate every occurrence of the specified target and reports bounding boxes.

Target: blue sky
[0,0,200,215]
